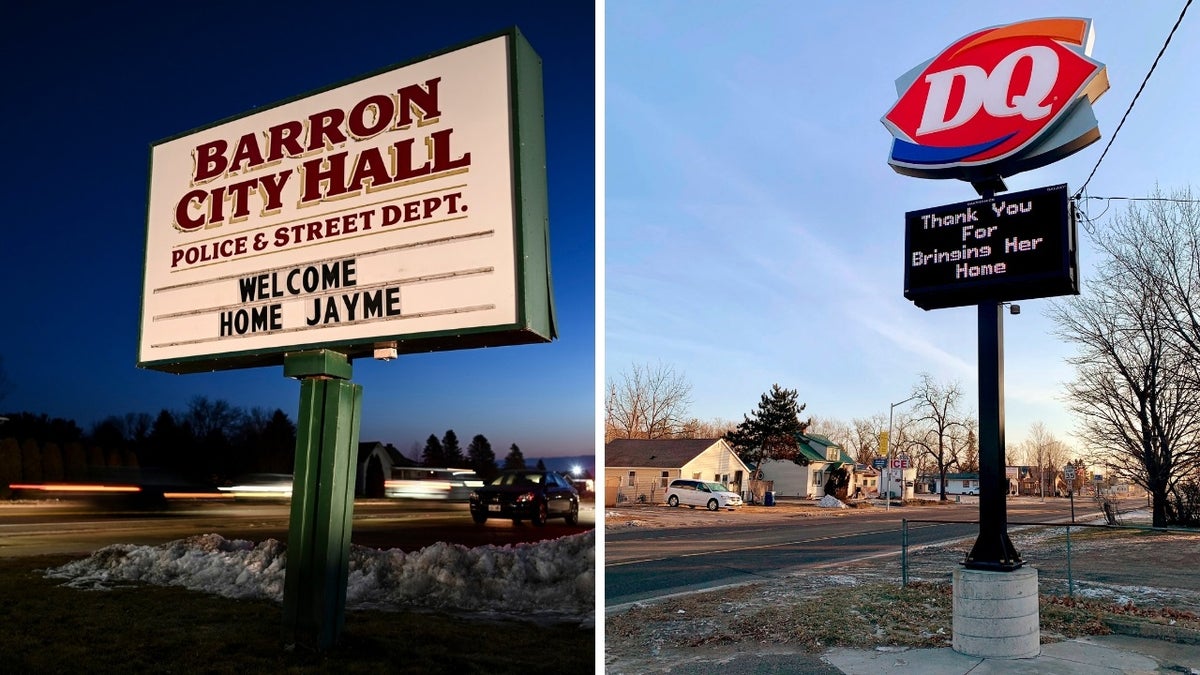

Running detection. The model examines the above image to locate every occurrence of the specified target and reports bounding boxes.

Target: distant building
[357,441,415,497]
[927,472,981,496]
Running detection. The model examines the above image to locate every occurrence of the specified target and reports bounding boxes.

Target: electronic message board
[904,184,1077,310]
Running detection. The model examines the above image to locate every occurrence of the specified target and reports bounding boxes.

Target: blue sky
[0,1,594,460]
[605,1,1199,455]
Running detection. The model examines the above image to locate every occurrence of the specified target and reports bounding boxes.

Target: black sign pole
[964,299,1023,570]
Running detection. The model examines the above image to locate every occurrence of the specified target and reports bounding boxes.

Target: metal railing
[900,518,1200,606]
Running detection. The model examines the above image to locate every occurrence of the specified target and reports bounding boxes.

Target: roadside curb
[1104,615,1200,645]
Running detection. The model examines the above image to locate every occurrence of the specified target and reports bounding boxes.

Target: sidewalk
[825,634,1200,674]
[639,634,1199,674]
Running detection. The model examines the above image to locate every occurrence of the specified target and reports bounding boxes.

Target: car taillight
[516,491,536,503]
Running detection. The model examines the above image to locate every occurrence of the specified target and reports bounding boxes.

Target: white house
[928,472,981,497]
[604,438,750,506]
[758,433,857,499]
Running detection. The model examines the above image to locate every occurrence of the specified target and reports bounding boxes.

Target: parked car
[665,479,743,511]
[963,487,979,496]
[468,470,580,526]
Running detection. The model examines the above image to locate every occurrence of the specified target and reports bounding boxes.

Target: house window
[660,471,669,489]
[692,472,702,480]
[627,471,636,487]
[962,480,970,489]
[813,471,824,486]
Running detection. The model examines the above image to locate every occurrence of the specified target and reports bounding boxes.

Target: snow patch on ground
[818,495,848,509]
[44,531,594,624]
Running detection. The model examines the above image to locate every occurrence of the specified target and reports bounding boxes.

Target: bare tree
[1017,422,1071,499]
[0,356,9,406]
[850,414,889,466]
[910,374,970,501]
[1093,188,1200,392]
[675,417,737,439]
[1051,200,1200,525]
[605,361,693,441]
[808,416,854,453]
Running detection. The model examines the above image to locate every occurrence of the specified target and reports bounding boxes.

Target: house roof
[605,438,725,468]
[795,432,856,466]
[358,441,415,467]
[932,472,980,481]
[795,439,827,463]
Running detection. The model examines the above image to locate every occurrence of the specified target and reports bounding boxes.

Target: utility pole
[886,395,918,511]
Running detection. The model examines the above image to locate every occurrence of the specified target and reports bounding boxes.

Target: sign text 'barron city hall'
[139,30,555,373]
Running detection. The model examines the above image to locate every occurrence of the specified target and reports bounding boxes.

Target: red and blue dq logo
[883,18,1108,181]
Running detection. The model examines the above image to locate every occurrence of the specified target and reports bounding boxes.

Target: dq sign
[882,17,1108,181]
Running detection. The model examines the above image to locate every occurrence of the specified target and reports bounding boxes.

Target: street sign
[1063,465,1076,480]
[873,458,888,470]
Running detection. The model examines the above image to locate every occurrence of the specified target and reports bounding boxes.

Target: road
[0,497,596,558]
[606,497,1085,608]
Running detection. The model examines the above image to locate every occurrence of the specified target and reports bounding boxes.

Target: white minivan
[665,479,743,511]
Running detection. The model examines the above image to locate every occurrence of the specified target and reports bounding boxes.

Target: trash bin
[764,491,775,506]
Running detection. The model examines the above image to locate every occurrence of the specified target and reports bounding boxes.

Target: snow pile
[47,534,286,601]
[45,531,594,624]
[818,495,848,509]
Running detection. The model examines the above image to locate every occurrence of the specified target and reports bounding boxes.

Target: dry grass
[606,577,1199,658]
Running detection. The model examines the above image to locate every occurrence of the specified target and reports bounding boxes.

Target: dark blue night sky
[0,1,595,460]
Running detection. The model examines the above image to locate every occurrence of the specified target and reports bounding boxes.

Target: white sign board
[140,30,554,373]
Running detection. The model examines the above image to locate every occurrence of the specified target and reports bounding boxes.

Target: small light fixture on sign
[374,342,398,361]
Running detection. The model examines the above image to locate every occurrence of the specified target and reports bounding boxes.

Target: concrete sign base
[952,566,1040,658]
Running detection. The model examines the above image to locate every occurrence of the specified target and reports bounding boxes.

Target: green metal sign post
[280,350,362,651]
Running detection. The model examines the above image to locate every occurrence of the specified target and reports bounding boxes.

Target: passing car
[665,479,743,511]
[217,473,293,499]
[468,470,580,526]
[384,468,483,501]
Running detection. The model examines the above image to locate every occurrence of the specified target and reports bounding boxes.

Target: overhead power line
[1073,0,1193,200]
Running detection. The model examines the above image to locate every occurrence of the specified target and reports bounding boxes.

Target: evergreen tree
[466,434,498,480]
[261,409,297,473]
[148,409,191,476]
[442,429,464,467]
[422,434,445,467]
[63,441,86,480]
[0,437,21,497]
[20,438,42,483]
[536,458,546,471]
[724,384,809,468]
[503,443,526,470]
[90,416,127,450]
[41,441,64,482]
